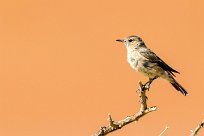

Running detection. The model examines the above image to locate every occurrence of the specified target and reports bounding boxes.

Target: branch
[159,126,169,136]
[190,119,204,136]
[93,81,157,136]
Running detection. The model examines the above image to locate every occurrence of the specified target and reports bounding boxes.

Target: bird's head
[116,35,145,48]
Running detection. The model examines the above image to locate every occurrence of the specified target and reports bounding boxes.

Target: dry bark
[93,81,157,136]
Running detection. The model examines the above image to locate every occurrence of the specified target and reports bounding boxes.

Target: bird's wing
[138,47,179,76]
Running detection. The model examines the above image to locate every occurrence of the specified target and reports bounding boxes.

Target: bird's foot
[142,77,157,91]
[142,82,151,91]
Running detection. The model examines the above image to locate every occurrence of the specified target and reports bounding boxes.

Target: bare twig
[159,126,169,136]
[93,81,157,136]
[190,119,204,136]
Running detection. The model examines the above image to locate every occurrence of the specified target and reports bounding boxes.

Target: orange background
[0,0,204,136]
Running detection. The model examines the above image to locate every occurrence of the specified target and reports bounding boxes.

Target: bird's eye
[128,39,133,42]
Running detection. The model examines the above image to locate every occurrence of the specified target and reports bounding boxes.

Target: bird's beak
[116,38,124,43]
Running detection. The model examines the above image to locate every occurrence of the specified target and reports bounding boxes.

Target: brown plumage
[116,35,188,96]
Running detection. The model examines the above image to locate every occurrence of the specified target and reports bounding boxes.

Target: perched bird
[116,35,188,96]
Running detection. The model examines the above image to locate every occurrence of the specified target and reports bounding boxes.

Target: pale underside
[127,49,172,81]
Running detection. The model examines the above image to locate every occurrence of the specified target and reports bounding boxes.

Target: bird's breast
[127,50,140,70]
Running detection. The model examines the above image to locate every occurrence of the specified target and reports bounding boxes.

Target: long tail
[170,79,188,96]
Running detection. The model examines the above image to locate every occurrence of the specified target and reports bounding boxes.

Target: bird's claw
[142,82,151,91]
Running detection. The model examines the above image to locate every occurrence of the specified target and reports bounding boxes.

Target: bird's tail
[170,79,188,96]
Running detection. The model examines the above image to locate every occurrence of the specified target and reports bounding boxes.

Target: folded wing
[139,48,179,76]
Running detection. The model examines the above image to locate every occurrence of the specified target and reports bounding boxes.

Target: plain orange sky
[0,0,204,136]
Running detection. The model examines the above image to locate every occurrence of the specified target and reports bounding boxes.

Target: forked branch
[93,81,157,136]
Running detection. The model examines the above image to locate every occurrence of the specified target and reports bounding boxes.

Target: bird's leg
[143,77,157,90]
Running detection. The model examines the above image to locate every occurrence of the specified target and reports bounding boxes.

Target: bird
[116,35,188,96]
